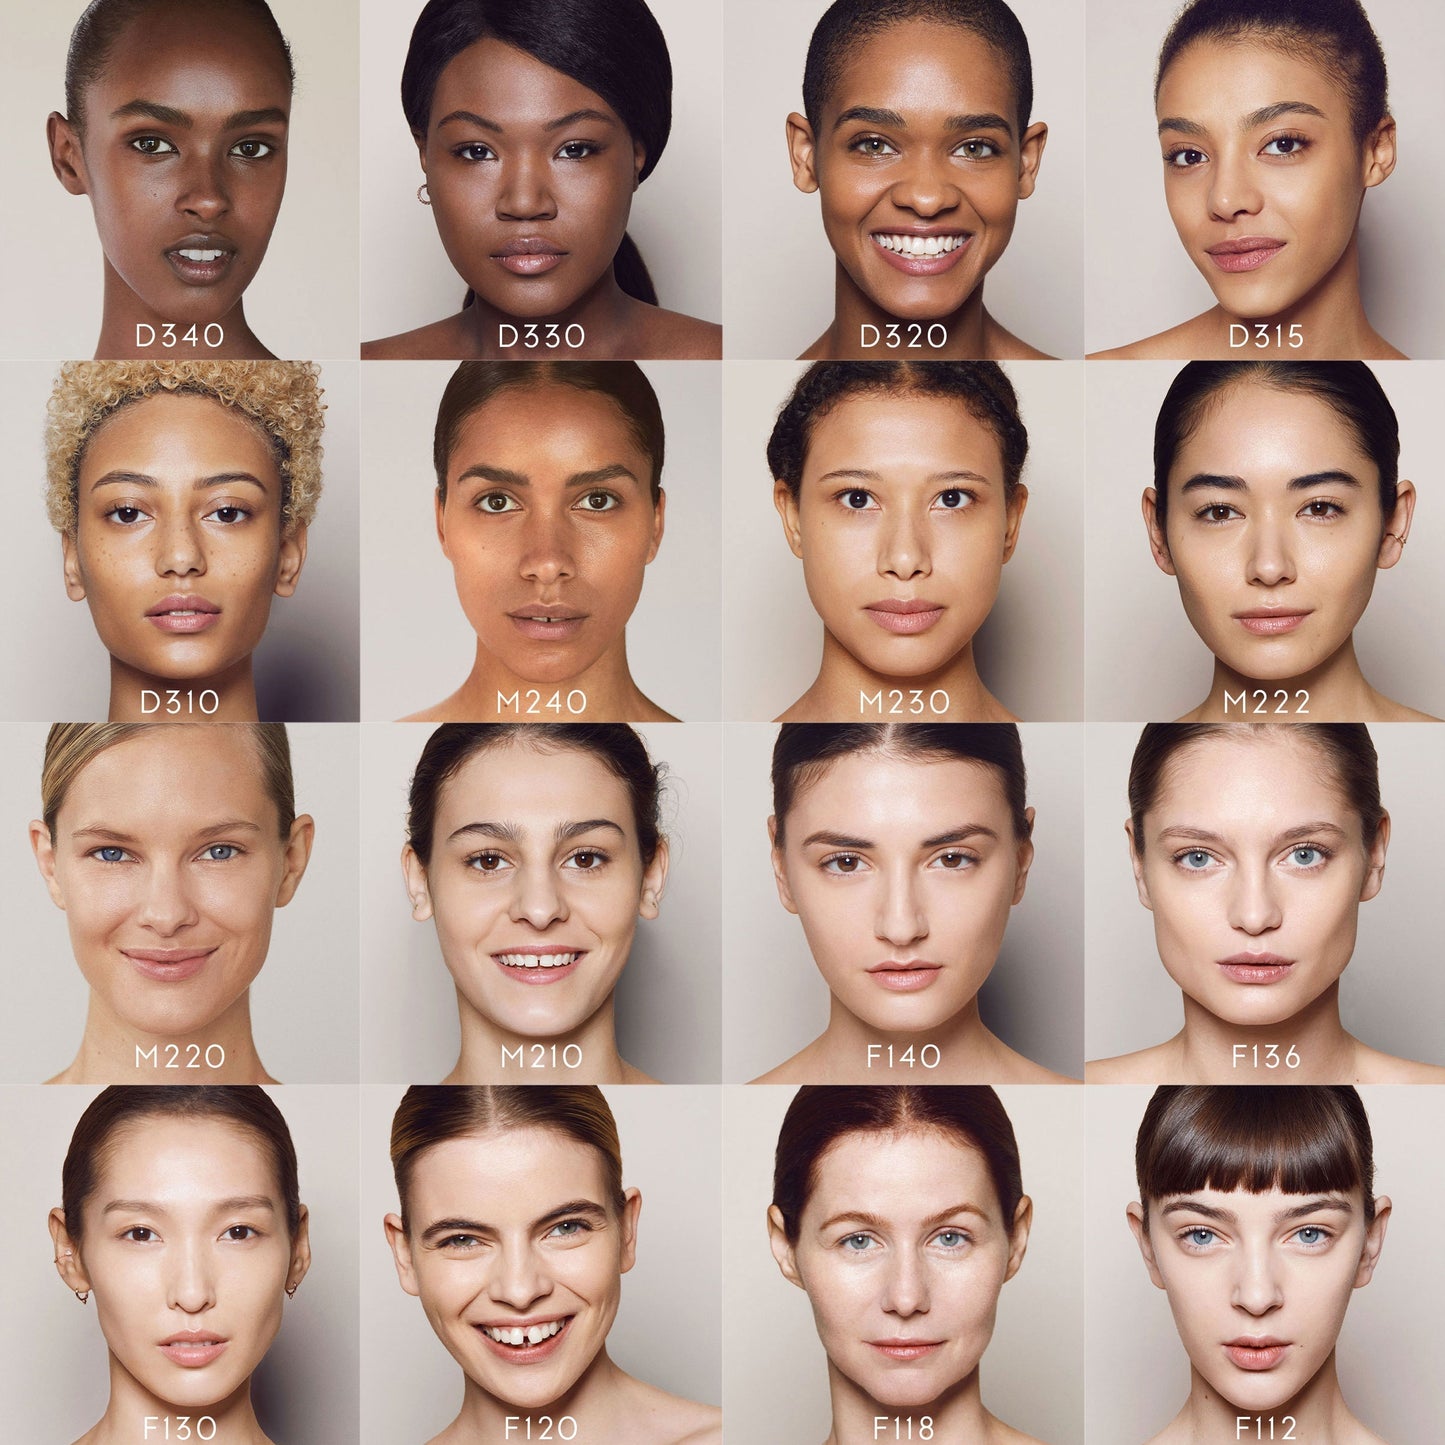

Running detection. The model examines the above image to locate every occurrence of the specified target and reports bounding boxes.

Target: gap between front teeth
[873,234,965,256]
[497,952,578,969]
[484,1320,565,1346]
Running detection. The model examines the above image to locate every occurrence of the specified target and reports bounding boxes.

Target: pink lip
[159,1332,229,1367]
[868,1338,945,1361]
[867,961,944,992]
[507,606,587,643]
[1234,610,1311,636]
[492,946,586,986]
[1217,953,1295,984]
[491,238,568,277]
[475,1314,573,1364]
[870,230,972,276]
[1205,237,1285,273]
[123,949,217,982]
[865,600,946,636]
[164,236,237,287]
[1224,1338,1290,1371]
[146,594,222,634]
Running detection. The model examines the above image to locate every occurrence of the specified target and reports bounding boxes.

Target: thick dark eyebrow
[447,820,521,845]
[1156,822,1349,850]
[1161,1196,1352,1222]
[103,1195,276,1216]
[814,468,994,487]
[802,830,874,850]
[90,470,270,495]
[833,106,1012,137]
[1179,471,1361,495]
[545,108,616,132]
[558,819,624,843]
[922,825,998,848]
[110,101,287,130]
[1159,100,1327,138]
[436,109,502,132]
[801,825,996,850]
[454,463,643,491]
[421,1198,610,1242]
[946,112,1013,136]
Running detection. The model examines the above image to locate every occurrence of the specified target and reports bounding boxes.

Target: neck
[107,652,260,722]
[1175,1350,1358,1444]
[819,263,994,360]
[94,259,271,362]
[451,637,653,722]
[449,987,630,1084]
[1178,982,1355,1084]
[816,993,1008,1083]
[86,1350,267,1445]
[449,1347,627,1440]
[823,1358,994,1445]
[1194,635,1380,723]
[460,272,640,360]
[790,630,1007,721]
[59,987,271,1085]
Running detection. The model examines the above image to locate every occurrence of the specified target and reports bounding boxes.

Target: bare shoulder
[991,1422,1047,1445]
[986,319,1054,360]
[749,1045,817,1085]
[362,314,471,360]
[1352,1045,1445,1084]
[621,1060,663,1085]
[1088,316,1204,360]
[1372,695,1440,722]
[400,699,459,722]
[631,694,681,722]
[991,1044,1080,1085]
[621,1375,723,1445]
[637,306,723,359]
[1086,1043,1176,1084]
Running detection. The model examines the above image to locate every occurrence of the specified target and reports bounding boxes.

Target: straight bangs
[1137,1087,1373,1214]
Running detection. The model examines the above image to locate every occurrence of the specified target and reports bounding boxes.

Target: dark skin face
[47,0,292,359]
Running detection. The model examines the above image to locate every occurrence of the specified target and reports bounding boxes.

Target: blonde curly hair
[45,361,325,535]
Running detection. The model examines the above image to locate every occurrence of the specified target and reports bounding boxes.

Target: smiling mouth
[165,243,236,285]
[476,1314,574,1362]
[492,948,585,984]
[871,231,971,276]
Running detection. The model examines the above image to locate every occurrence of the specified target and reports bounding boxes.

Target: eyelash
[88,843,243,865]
[1191,499,1346,525]
[1171,843,1333,873]
[129,137,277,160]
[452,140,604,164]
[847,135,1000,160]
[838,1228,972,1252]
[832,488,978,513]
[464,848,612,873]
[1164,132,1312,169]
[819,849,978,875]
[101,503,254,526]
[120,1224,261,1243]
[1178,1224,1334,1252]
[473,491,621,516]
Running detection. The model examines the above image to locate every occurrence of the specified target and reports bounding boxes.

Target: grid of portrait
[1,1,1443,1443]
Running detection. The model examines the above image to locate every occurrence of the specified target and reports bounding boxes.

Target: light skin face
[50,1116,310,1414]
[769,1129,1030,1410]
[787,20,1047,324]
[1157,40,1395,321]
[775,393,1026,680]
[1127,732,1388,1030]
[386,1128,640,1412]
[402,740,668,1041]
[1144,384,1413,684]
[30,726,314,1040]
[62,392,306,687]
[436,384,665,689]
[1127,1185,1389,1414]
[416,39,645,321]
[47,0,290,328]
[771,752,1032,1035]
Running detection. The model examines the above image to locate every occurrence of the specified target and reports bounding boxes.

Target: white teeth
[483,1319,565,1346]
[874,233,964,256]
[497,952,578,970]
[177,248,226,262]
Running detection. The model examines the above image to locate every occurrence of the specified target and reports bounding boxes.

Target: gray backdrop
[722,722,1084,1081]
[723,360,1086,722]
[0,722,361,1085]
[360,722,722,1084]
[0,1084,360,1445]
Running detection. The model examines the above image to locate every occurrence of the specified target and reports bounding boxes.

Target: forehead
[805,392,1004,482]
[787,751,1011,832]
[1158,35,1349,124]
[435,742,633,833]
[431,37,621,132]
[409,1127,609,1215]
[806,1127,998,1219]
[826,20,1017,124]
[93,1115,277,1207]
[80,392,280,484]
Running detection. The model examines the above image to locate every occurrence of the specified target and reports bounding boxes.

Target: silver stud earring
[417,183,431,206]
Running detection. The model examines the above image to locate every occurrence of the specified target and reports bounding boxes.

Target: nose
[518,510,578,588]
[889,153,964,219]
[1227,859,1283,937]
[1232,1241,1285,1318]
[1246,516,1296,587]
[875,864,928,949]
[175,147,232,225]
[497,150,558,223]
[490,1240,552,1311]
[167,1239,217,1315]
[137,862,201,937]
[881,1246,931,1317]
[508,865,570,931]
[1207,147,1263,223]
[154,511,206,579]
[878,507,931,582]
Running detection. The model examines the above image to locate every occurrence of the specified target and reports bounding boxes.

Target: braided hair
[766,361,1028,500]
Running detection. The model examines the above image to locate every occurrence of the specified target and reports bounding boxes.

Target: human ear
[48,113,90,196]
[274,523,308,597]
[1003,1194,1033,1282]
[1001,485,1028,563]
[631,138,647,187]
[274,815,316,907]
[786,113,819,195]
[619,1187,643,1274]
[1142,489,1176,576]
[639,837,670,921]
[384,1212,421,1297]
[1361,115,1396,189]
[1376,480,1414,569]
[434,489,449,554]
[1126,1202,1166,1289]
[61,531,87,602]
[645,488,666,565]
[1011,808,1035,906]
[287,1205,313,1294]
[30,820,66,910]
[767,1204,805,1289]
[1125,820,1152,911]
[401,844,435,923]
[1359,812,1390,903]
[1354,1196,1391,1287]
[1016,121,1048,199]
[768,816,799,916]
[49,1208,91,1296]
[773,480,804,560]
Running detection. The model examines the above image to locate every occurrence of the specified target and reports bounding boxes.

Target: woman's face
[1146,384,1410,684]
[1129,732,1387,1029]
[56,1115,306,1411]
[31,725,313,1040]
[387,1127,639,1411]
[418,39,645,319]
[772,751,1032,1036]
[62,393,305,687]
[770,1128,1028,1409]
[1156,40,1391,321]
[403,740,668,1043]
[789,20,1045,323]
[49,0,290,324]
[1129,1185,1389,1414]
[436,384,664,688]
[774,393,1026,680]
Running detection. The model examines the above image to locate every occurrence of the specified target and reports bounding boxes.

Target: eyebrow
[801,824,998,850]
[90,470,270,495]
[454,463,643,491]
[814,468,994,488]
[1158,101,1328,138]
[819,1202,990,1232]
[435,108,616,134]
[834,106,1013,137]
[1155,822,1350,849]
[103,1195,277,1216]
[71,819,266,844]
[421,1198,610,1243]
[446,819,626,846]
[1160,1196,1353,1223]
[110,100,288,130]
[1179,471,1362,495]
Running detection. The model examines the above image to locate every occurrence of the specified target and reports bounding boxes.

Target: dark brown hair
[62,1086,301,1242]
[390,1085,626,1228]
[1127,724,1384,850]
[772,723,1030,849]
[406,724,664,870]
[772,1085,1023,1244]
[1136,1085,1376,1229]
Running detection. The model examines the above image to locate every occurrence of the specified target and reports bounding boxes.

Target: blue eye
[1184,1227,1216,1248]
[1290,846,1326,867]
[935,1229,969,1248]
[841,1233,875,1252]
[1179,850,1213,870]
[1295,1225,1327,1246]
[93,846,127,864]
[203,844,239,862]
[547,1219,591,1239]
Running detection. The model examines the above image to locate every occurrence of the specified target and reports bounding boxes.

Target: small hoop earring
[75,1289,90,1304]
[1386,531,1407,548]
[285,1283,299,1298]
[417,183,431,206]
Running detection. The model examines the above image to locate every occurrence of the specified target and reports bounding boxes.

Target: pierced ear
[61,531,87,602]
[384,1212,421,1297]
[786,113,819,194]
[1003,1194,1033,1282]
[30,820,66,911]
[767,1204,805,1289]
[773,480,804,560]
[287,1205,313,1295]
[401,844,434,923]
[1001,485,1028,563]
[1354,1196,1391,1287]
[1125,819,1152,911]
[1016,121,1048,200]
[49,1208,90,1296]
[1126,1202,1166,1289]
[434,488,449,553]
[1142,488,1176,576]
[618,1187,643,1274]
[1011,808,1035,906]
[1359,812,1390,903]
[1377,480,1415,570]
[645,487,666,565]
[639,838,670,921]
[274,523,308,597]
[768,816,799,916]
[274,815,315,908]
[1362,115,1396,189]
[47,113,89,195]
